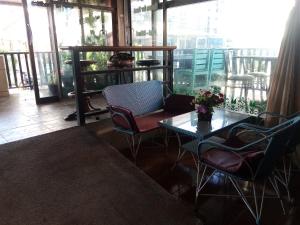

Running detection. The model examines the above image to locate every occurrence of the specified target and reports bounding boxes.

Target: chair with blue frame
[208,49,227,87]
[174,49,211,93]
[194,115,300,224]
[234,111,300,203]
[225,52,255,100]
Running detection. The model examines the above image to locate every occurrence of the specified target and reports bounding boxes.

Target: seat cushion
[201,136,264,178]
[202,149,263,174]
[134,111,176,133]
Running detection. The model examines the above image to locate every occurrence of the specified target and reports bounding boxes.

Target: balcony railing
[1,48,278,103]
[0,52,33,89]
[173,48,277,98]
[0,51,55,89]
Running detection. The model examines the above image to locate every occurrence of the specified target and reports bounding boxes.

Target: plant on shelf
[194,86,224,121]
[47,73,58,96]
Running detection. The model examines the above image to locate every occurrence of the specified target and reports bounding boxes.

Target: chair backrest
[209,49,226,75]
[103,80,164,116]
[255,116,300,178]
[192,49,210,75]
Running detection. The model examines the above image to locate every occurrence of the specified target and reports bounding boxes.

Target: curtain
[266,0,300,165]
[266,0,300,119]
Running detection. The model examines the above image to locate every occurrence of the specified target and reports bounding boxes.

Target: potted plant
[47,73,59,96]
[194,86,224,121]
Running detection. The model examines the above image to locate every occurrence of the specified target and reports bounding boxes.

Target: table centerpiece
[194,87,224,121]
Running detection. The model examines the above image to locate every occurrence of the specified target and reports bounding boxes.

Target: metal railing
[0,51,55,89]
[0,52,33,89]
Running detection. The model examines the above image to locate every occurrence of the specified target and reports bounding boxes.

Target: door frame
[22,0,117,104]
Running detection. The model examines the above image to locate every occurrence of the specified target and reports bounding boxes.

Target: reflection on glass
[160,109,250,138]
[83,9,113,46]
[167,0,294,98]
[54,7,81,96]
[131,0,163,81]
[80,0,111,6]
[27,1,58,98]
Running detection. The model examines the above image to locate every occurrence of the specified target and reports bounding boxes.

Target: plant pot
[197,112,213,121]
[48,84,58,96]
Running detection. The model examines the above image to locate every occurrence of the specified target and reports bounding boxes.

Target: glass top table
[159,108,252,140]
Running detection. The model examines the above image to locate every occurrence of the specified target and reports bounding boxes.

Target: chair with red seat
[195,115,300,224]
[103,80,195,162]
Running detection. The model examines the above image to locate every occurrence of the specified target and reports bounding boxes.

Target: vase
[197,112,213,121]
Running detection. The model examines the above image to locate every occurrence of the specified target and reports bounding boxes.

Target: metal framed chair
[232,111,300,203]
[195,115,300,224]
[225,53,255,100]
[174,49,211,92]
[208,49,227,87]
[103,80,195,162]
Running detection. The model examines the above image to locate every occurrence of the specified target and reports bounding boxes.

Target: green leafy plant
[225,97,267,115]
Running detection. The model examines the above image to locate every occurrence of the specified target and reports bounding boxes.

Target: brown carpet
[0,126,201,225]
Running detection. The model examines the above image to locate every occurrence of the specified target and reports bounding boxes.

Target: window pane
[0,5,27,51]
[83,8,113,46]
[170,0,294,114]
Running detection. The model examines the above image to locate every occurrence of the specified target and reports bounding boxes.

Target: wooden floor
[1,89,300,225]
[97,128,300,225]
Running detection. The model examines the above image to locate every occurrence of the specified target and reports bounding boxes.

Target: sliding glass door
[23,0,114,103]
[26,0,60,102]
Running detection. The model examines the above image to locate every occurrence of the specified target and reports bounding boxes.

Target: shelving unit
[60,45,176,125]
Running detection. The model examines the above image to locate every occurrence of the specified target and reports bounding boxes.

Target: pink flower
[197,105,208,114]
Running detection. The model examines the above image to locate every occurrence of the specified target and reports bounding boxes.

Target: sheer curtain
[266,0,300,117]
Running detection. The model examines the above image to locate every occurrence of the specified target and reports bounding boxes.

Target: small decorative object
[194,87,224,121]
[107,53,134,67]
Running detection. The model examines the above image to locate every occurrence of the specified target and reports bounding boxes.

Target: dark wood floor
[2,90,300,225]
[107,134,300,225]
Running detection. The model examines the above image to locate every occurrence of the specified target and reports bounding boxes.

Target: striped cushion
[103,80,164,116]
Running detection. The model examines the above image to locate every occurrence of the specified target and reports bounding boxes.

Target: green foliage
[225,97,267,115]
[173,84,267,116]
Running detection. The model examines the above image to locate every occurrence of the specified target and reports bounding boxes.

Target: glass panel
[160,109,250,138]
[54,6,82,96]
[0,0,22,3]
[0,5,27,51]
[82,8,113,90]
[169,0,294,114]
[131,0,162,46]
[27,1,59,98]
[80,0,111,7]
[83,8,113,46]
[131,1,163,82]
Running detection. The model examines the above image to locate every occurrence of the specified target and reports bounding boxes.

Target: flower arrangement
[194,87,224,121]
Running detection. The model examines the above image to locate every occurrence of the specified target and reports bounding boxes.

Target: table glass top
[159,109,251,139]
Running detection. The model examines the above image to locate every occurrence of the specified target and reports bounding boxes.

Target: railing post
[17,53,24,86]
[0,56,9,96]
[4,54,12,88]
[10,54,18,87]
[24,53,33,89]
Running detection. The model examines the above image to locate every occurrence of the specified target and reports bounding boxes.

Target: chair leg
[269,176,286,215]
[172,132,186,169]
[229,177,266,225]
[126,134,142,164]
[195,165,217,201]
[274,156,293,203]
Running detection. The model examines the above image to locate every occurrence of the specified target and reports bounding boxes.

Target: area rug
[0,126,201,225]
